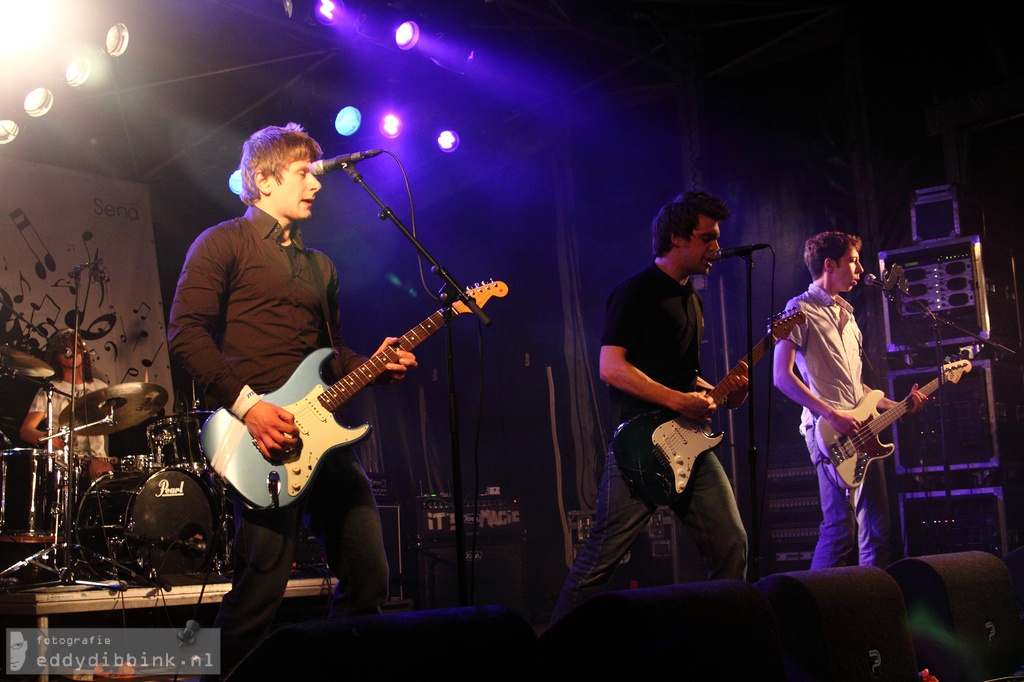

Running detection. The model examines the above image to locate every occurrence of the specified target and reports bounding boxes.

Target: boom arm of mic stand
[341,164,491,326]
[884,288,1016,355]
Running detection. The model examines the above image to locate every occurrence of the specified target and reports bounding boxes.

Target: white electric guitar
[815,360,972,488]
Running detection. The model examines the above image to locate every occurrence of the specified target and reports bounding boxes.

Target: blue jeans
[213,450,388,675]
[805,427,891,569]
[549,450,747,625]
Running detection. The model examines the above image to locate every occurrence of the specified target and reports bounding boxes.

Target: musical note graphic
[132,328,149,351]
[9,208,56,279]
[141,342,163,368]
[13,273,30,304]
[30,293,62,336]
[133,301,151,321]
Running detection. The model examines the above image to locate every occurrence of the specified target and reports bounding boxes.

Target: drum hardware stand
[1,263,163,591]
[0,411,155,591]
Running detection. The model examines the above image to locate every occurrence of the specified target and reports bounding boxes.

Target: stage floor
[0,575,339,627]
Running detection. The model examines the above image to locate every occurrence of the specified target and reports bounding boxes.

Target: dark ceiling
[6,1,1022,189]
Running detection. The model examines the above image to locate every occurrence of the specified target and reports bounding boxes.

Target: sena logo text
[93,198,140,220]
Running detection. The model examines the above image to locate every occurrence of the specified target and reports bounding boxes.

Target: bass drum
[76,468,218,577]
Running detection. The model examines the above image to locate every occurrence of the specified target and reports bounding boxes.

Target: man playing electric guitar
[168,123,417,677]
[773,231,925,570]
[549,191,749,626]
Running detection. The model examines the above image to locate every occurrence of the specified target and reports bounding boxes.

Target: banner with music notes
[0,158,173,400]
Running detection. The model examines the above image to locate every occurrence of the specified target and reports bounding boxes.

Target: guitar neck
[707,329,775,404]
[317,308,446,412]
[863,375,941,435]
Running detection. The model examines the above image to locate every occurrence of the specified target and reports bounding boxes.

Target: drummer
[18,329,114,481]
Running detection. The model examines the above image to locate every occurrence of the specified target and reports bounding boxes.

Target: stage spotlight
[24,87,54,117]
[314,0,344,26]
[395,21,419,50]
[334,106,361,136]
[105,23,129,57]
[282,0,293,18]
[228,169,243,196]
[379,113,402,139]
[65,54,93,87]
[0,120,19,144]
[437,130,459,153]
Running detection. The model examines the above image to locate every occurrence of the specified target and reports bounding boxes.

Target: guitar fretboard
[708,312,803,405]
[317,309,446,413]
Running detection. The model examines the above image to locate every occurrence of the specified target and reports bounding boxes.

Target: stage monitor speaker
[887,551,1024,682]
[1005,545,1024,610]
[416,535,527,615]
[539,581,785,680]
[225,605,540,681]
[756,566,919,682]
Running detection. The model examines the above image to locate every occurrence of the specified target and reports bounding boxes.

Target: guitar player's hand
[373,336,418,385]
[825,409,861,437]
[905,383,927,414]
[676,391,716,423]
[245,400,299,460]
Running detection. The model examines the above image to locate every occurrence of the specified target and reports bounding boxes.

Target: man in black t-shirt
[549,191,748,625]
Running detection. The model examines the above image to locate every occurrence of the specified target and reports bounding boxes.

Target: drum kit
[0,344,229,591]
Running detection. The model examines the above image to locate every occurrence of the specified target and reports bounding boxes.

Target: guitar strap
[303,249,338,351]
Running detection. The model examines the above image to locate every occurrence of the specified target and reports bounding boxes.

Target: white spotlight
[24,87,54,117]
[105,23,129,57]
[65,55,93,87]
[0,120,19,144]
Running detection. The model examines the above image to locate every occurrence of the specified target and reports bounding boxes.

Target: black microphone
[709,243,771,260]
[309,149,384,176]
[862,273,885,288]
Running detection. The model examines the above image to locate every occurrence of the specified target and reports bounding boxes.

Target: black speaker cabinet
[756,566,920,682]
[1005,545,1024,610]
[416,535,527,616]
[539,581,785,680]
[887,551,1024,682]
[225,605,540,681]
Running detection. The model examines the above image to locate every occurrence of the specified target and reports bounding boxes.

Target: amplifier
[415,495,524,540]
[900,487,1024,556]
[879,237,1021,352]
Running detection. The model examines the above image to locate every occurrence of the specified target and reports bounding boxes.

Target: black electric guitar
[815,359,972,488]
[610,309,805,506]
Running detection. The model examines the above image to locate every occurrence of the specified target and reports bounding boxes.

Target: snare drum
[0,448,57,539]
[75,467,218,576]
[146,412,212,471]
[119,453,163,474]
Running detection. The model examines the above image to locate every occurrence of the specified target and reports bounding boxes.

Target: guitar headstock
[941,359,972,384]
[768,308,806,341]
[452,280,509,315]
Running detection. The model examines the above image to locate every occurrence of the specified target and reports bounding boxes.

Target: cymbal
[59,382,169,436]
[0,345,55,379]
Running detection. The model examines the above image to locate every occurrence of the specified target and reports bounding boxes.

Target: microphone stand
[340,160,491,607]
[740,253,762,581]
[876,274,1015,554]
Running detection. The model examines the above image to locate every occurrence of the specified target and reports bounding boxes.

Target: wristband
[231,385,262,420]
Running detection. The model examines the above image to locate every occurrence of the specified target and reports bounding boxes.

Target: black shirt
[167,205,365,408]
[601,263,704,424]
